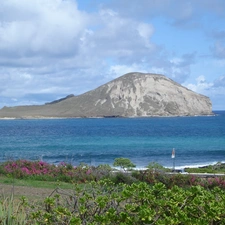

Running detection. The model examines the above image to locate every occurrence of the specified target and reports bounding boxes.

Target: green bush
[2,178,225,224]
[185,162,225,174]
[113,158,136,171]
[26,181,225,224]
[0,195,28,225]
[146,161,170,172]
[111,172,139,185]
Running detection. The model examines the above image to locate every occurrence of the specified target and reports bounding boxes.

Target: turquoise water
[0,111,224,169]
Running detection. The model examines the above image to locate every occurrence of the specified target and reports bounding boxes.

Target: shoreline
[0,112,218,120]
[1,158,224,172]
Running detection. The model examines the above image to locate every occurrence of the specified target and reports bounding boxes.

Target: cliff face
[0,72,213,118]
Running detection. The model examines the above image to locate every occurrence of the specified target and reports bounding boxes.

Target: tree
[147,162,170,172]
[113,158,136,171]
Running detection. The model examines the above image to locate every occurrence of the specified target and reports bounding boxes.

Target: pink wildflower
[86,169,91,175]
[38,161,46,167]
[21,167,30,175]
[42,168,48,174]
[4,165,12,173]
[12,162,17,168]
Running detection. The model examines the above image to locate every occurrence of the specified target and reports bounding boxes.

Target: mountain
[0,72,213,118]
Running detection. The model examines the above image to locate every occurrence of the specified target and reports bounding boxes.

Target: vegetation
[113,158,136,171]
[0,160,112,183]
[1,159,225,224]
[185,162,225,174]
[146,161,171,172]
[1,180,225,224]
[0,195,28,225]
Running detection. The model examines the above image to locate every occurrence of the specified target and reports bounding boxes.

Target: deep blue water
[0,111,225,169]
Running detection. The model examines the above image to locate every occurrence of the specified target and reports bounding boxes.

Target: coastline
[129,163,225,171]
[0,112,216,120]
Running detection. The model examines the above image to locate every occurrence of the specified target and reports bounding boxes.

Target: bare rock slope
[0,73,213,118]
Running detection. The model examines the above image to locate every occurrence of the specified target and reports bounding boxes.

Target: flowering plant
[0,160,112,183]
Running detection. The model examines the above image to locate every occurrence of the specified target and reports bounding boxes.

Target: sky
[0,0,225,110]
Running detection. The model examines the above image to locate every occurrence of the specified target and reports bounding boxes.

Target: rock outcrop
[0,72,213,118]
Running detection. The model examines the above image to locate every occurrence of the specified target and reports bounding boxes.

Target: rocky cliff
[0,72,213,118]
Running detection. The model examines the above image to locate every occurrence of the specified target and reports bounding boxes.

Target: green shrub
[113,158,136,171]
[146,161,170,172]
[0,195,28,225]
[111,172,139,184]
[2,178,225,224]
[27,181,225,224]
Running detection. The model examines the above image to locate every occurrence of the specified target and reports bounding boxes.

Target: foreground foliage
[29,181,225,224]
[2,160,225,224]
[1,180,225,224]
[0,195,28,225]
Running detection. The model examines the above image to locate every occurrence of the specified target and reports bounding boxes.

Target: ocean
[0,111,224,169]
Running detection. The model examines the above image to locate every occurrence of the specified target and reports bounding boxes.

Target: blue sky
[0,0,225,110]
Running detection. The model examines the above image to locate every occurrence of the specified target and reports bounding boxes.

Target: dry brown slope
[0,72,213,118]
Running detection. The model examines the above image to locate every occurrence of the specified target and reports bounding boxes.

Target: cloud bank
[0,0,224,109]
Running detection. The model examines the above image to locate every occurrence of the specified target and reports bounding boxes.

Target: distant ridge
[45,94,75,105]
[0,72,213,118]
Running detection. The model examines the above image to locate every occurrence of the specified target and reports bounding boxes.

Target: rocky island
[0,72,213,118]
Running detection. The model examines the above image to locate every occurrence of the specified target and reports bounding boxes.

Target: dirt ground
[0,183,54,200]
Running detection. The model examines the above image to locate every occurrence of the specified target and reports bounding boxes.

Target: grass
[0,175,76,203]
[185,162,225,174]
[0,175,74,190]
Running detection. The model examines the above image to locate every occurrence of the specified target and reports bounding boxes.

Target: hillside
[0,72,213,118]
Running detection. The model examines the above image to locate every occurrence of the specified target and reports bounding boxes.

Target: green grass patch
[185,162,225,174]
[0,175,74,190]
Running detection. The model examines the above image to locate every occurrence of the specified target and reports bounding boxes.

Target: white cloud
[108,64,148,79]
[0,0,88,59]
[146,53,196,84]
[137,23,154,47]
[185,75,213,93]
[89,8,157,64]
[183,75,225,109]
[196,75,206,84]
[0,0,225,110]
